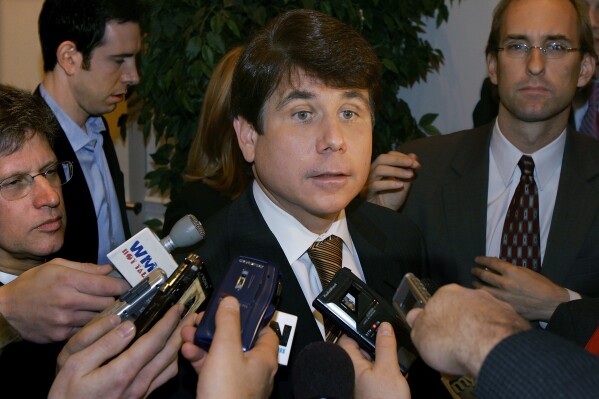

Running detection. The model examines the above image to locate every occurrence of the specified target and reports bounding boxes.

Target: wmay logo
[121,241,158,278]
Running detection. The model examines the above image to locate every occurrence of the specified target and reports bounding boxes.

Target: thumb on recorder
[338,322,411,399]
[181,296,279,399]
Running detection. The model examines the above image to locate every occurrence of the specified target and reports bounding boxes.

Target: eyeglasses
[497,42,580,59]
[0,161,73,201]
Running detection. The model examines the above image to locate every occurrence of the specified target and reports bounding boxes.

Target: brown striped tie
[307,235,344,342]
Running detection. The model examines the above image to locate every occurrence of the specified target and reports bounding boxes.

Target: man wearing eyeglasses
[0,84,131,396]
[365,0,599,327]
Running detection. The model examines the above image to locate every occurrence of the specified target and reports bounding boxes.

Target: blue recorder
[194,256,282,352]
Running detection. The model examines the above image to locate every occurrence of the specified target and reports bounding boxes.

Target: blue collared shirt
[40,84,125,264]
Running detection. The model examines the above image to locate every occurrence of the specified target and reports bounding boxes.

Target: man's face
[0,134,66,266]
[71,21,141,120]
[487,0,595,125]
[235,71,373,233]
[585,0,599,54]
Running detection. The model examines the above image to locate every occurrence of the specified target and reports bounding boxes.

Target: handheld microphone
[292,341,355,399]
[108,214,206,286]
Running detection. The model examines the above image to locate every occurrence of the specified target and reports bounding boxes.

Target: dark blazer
[402,123,599,296]
[168,187,426,398]
[548,298,599,347]
[476,329,599,398]
[36,87,131,263]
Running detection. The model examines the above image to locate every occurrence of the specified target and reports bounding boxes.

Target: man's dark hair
[0,84,58,157]
[230,9,381,133]
[38,0,143,72]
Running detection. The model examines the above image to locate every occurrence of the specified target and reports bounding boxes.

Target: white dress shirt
[486,120,565,264]
[486,122,580,303]
[252,181,365,338]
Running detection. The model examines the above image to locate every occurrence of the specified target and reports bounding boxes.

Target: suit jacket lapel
[443,125,491,283]
[100,126,131,237]
[543,129,599,283]
[346,201,398,297]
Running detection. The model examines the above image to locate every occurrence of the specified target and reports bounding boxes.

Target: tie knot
[518,155,535,177]
[309,235,342,253]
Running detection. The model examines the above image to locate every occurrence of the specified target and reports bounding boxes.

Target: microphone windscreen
[160,214,206,251]
[292,341,355,399]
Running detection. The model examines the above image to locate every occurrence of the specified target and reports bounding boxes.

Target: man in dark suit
[174,9,425,398]
[36,0,139,264]
[365,0,599,323]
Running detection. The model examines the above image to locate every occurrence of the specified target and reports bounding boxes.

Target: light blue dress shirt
[40,85,126,264]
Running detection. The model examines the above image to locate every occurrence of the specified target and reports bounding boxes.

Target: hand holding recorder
[181,296,279,399]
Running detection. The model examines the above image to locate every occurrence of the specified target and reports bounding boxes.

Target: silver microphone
[161,214,206,252]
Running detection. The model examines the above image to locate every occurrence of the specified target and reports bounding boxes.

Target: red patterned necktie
[500,155,541,271]
[579,82,599,140]
[307,235,344,342]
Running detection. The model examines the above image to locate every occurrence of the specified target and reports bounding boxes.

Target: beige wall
[0,0,126,138]
[0,0,44,90]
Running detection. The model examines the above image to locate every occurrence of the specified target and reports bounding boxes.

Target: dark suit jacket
[548,298,599,347]
[35,87,131,263]
[402,123,599,296]
[166,187,426,398]
[477,329,599,398]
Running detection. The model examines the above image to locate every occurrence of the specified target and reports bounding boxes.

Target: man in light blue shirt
[37,0,142,263]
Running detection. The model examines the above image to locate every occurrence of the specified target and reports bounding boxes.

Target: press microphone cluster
[108,214,206,286]
[292,341,355,399]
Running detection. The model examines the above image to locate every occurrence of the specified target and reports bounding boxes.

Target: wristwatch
[0,311,21,352]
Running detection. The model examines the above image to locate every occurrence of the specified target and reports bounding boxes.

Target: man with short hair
[0,84,131,397]
[365,0,599,323]
[176,9,424,398]
[37,0,141,264]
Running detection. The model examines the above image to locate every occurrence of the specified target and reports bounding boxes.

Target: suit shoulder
[348,199,422,234]
[402,125,490,155]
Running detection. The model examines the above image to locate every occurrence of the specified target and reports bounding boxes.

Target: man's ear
[234,117,259,163]
[487,52,499,85]
[56,41,82,75]
[577,53,596,88]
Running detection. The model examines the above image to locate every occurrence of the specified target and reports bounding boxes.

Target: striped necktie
[307,235,344,342]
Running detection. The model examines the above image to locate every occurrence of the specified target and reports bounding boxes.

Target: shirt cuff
[566,289,582,301]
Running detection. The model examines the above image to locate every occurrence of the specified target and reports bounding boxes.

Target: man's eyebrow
[0,160,58,181]
[276,90,315,110]
[505,34,573,43]
[275,89,369,110]
[343,90,369,105]
[110,52,137,58]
